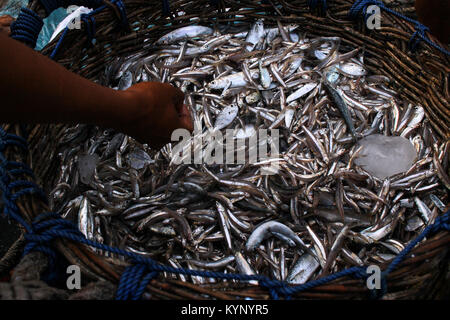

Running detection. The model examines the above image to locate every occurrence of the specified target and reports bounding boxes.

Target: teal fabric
[37,8,67,50]
[0,0,25,17]
[1,0,69,50]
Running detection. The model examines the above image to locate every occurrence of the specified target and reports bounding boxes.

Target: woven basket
[12,0,450,299]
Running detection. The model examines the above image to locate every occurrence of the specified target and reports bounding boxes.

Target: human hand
[0,15,14,35]
[120,82,193,148]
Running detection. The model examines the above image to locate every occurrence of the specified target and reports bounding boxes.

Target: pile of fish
[50,21,448,285]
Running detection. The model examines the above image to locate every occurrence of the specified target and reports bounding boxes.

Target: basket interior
[20,0,450,299]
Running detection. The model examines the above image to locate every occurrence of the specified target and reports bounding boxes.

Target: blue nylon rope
[10,8,44,49]
[110,0,129,30]
[9,0,104,64]
[81,13,96,43]
[49,26,69,59]
[11,1,449,59]
[0,129,449,300]
[48,1,127,59]
[349,0,450,56]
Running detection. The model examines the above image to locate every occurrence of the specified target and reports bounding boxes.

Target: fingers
[165,103,193,133]
[0,15,13,35]
[122,81,193,147]
[168,105,193,133]
[155,83,192,132]
[0,15,13,27]
[0,15,14,25]
[178,105,194,132]
[169,85,185,114]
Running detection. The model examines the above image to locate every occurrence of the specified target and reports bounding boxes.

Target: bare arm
[0,32,193,147]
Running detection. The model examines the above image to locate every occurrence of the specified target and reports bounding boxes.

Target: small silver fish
[214,104,239,130]
[209,71,259,89]
[156,26,214,44]
[286,82,317,103]
[286,253,320,284]
[246,19,265,52]
[337,62,366,77]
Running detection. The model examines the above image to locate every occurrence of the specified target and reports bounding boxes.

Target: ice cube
[128,149,153,170]
[354,134,417,179]
[78,154,99,185]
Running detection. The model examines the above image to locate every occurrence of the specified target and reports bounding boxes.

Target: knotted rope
[349,0,450,55]
[10,8,44,48]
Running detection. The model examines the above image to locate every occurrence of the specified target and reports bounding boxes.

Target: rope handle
[9,8,44,48]
[348,0,450,56]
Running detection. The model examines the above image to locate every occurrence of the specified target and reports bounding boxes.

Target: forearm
[0,32,192,147]
[0,32,129,127]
